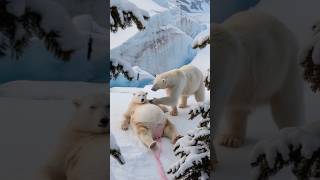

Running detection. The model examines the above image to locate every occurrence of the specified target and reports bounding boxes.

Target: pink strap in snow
[152,138,168,180]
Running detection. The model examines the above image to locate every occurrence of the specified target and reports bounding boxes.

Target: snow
[110,85,210,180]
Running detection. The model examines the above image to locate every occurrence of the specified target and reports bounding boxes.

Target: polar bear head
[131,91,148,104]
[70,93,109,134]
[151,70,180,91]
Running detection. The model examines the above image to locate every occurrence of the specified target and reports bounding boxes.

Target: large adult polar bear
[40,93,108,180]
[213,10,305,148]
[151,64,205,116]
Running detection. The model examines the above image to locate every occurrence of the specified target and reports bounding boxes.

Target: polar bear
[150,64,205,116]
[121,91,182,149]
[40,93,108,180]
[213,10,305,148]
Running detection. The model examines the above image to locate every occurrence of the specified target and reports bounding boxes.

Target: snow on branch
[251,127,320,180]
[0,0,85,61]
[110,0,150,33]
[300,21,320,92]
[110,58,135,80]
[188,101,210,120]
[167,127,211,179]
[192,29,210,49]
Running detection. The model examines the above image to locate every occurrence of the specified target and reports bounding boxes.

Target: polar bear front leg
[178,95,189,108]
[136,124,157,149]
[218,109,249,148]
[121,114,131,130]
[163,119,182,144]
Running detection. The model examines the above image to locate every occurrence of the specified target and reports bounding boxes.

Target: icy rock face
[111,24,196,75]
[177,0,210,13]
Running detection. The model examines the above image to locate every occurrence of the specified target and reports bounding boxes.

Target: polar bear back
[222,10,300,105]
[179,65,204,95]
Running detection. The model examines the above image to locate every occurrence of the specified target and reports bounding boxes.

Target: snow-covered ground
[110,85,210,180]
[110,1,210,179]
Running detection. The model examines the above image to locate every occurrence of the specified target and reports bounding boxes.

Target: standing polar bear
[121,91,182,149]
[213,10,305,148]
[40,93,109,180]
[151,64,205,116]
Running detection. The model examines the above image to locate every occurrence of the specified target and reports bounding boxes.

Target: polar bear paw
[121,122,129,131]
[217,134,244,148]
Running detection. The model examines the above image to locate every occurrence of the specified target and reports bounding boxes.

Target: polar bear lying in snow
[121,91,182,149]
[40,93,108,180]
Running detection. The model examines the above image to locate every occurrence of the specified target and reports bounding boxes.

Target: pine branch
[251,145,320,180]
[110,6,149,33]
[301,47,320,92]
[110,60,134,81]
[188,102,210,120]
[0,2,74,61]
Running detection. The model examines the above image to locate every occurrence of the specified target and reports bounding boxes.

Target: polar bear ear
[144,92,148,95]
[72,99,81,108]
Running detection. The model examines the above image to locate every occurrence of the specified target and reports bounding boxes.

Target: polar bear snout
[98,117,109,128]
[151,86,158,91]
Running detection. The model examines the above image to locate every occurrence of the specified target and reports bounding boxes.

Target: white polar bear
[40,93,108,180]
[121,91,181,149]
[213,10,305,147]
[151,64,205,116]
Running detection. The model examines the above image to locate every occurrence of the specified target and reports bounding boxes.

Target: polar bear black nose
[99,117,109,128]
[141,98,145,102]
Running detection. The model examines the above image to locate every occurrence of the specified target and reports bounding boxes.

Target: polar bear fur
[121,91,181,149]
[40,93,108,180]
[151,64,205,116]
[213,10,305,148]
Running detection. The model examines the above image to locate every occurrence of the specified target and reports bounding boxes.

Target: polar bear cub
[40,93,108,180]
[213,10,304,148]
[151,64,205,116]
[121,91,181,149]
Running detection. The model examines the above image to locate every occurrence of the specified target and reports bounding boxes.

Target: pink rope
[152,138,168,180]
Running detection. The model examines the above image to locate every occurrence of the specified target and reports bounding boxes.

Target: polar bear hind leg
[270,66,304,129]
[163,119,182,144]
[217,108,250,148]
[135,123,156,149]
[194,83,205,102]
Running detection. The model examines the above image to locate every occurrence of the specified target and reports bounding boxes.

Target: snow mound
[0,80,106,100]
[111,24,196,75]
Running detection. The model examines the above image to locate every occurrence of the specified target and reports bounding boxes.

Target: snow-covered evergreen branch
[300,21,320,92]
[0,0,84,61]
[110,0,149,33]
[192,29,210,49]
[167,126,211,179]
[110,59,135,80]
[188,102,209,120]
[251,127,320,180]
